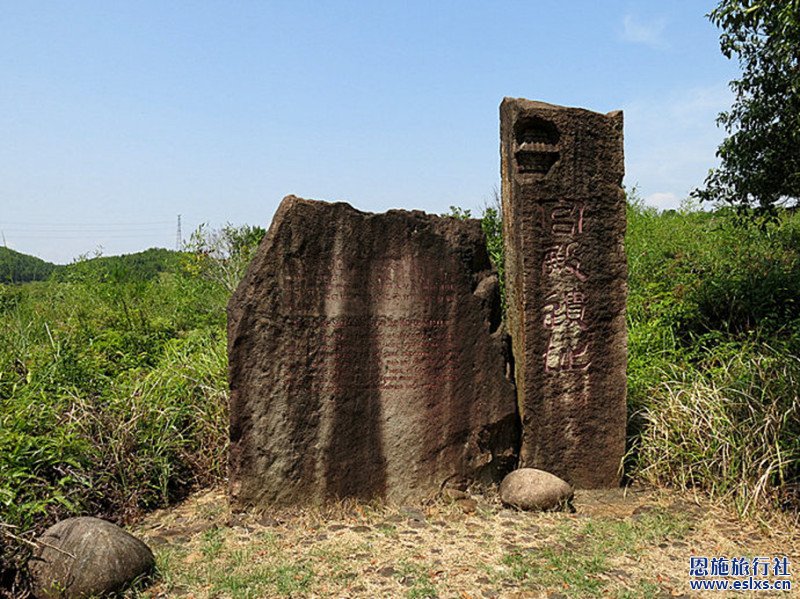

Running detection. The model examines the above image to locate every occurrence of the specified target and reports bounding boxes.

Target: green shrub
[0,236,239,592]
[625,190,800,513]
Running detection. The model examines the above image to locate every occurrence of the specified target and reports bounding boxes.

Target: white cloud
[623,84,733,207]
[622,14,668,49]
[645,192,680,210]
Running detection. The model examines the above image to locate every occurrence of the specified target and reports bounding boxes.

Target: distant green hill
[0,247,184,284]
[56,247,185,282]
[0,247,59,283]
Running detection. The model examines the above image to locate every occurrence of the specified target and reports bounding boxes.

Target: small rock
[146,534,170,548]
[182,522,214,536]
[401,507,427,522]
[457,498,478,513]
[499,468,573,511]
[384,515,404,523]
[350,525,371,533]
[631,505,656,518]
[442,488,468,501]
[29,517,154,599]
[227,513,248,527]
[498,510,523,520]
[169,534,189,544]
[607,569,630,578]
[258,514,280,527]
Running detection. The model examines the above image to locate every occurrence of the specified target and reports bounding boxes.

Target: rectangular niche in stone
[500,98,627,488]
[227,196,519,509]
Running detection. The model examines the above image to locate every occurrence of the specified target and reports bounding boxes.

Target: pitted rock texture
[500,98,627,487]
[228,196,519,509]
[28,517,154,599]
[499,468,574,511]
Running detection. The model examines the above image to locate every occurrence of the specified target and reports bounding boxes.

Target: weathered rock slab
[228,196,519,509]
[499,468,573,511]
[28,517,154,599]
[500,98,627,487]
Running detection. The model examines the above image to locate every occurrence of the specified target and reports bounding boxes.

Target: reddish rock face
[228,196,518,509]
[500,98,627,488]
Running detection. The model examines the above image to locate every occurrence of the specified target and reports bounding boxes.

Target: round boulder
[499,468,574,511]
[29,517,155,599]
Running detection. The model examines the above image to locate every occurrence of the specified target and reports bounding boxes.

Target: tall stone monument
[500,98,627,487]
[228,196,519,509]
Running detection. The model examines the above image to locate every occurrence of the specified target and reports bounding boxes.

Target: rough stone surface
[499,468,574,511]
[228,196,519,509]
[500,97,627,487]
[28,517,154,599]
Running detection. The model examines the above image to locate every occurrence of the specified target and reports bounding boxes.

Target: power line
[1,228,172,235]
[4,233,171,239]
[0,220,173,227]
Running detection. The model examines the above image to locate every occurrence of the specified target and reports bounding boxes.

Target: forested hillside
[0,247,183,284]
[0,248,58,283]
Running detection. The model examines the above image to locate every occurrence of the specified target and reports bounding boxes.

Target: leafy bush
[3,202,800,594]
[625,190,800,513]
[183,223,266,293]
[0,229,256,594]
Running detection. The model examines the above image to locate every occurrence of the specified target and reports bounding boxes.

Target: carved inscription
[314,316,458,393]
[540,202,591,373]
[282,266,462,395]
[228,194,520,506]
[324,281,459,302]
[500,97,627,487]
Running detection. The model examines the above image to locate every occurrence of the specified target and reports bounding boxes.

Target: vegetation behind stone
[2,199,800,593]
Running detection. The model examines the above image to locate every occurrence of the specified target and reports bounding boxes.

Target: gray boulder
[28,517,154,598]
[500,468,574,511]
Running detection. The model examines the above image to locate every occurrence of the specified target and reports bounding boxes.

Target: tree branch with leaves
[695,0,800,216]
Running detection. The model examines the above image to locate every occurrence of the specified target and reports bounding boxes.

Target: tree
[695,0,800,215]
[184,223,266,293]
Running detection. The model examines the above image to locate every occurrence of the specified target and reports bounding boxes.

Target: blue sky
[1,1,738,263]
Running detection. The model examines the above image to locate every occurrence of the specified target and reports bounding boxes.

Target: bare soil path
[130,486,799,598]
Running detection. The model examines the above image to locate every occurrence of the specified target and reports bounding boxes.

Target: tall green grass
[0,266,229,592]
[1,203,799,594]
[625,193,800,515]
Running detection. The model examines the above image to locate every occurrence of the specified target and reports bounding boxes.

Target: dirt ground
[130,485,799,599]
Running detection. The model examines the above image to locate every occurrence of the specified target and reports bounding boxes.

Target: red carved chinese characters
[541,202,591,373]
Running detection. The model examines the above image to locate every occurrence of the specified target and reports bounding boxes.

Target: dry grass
[630,350,800,516]
[127,486,799,599]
